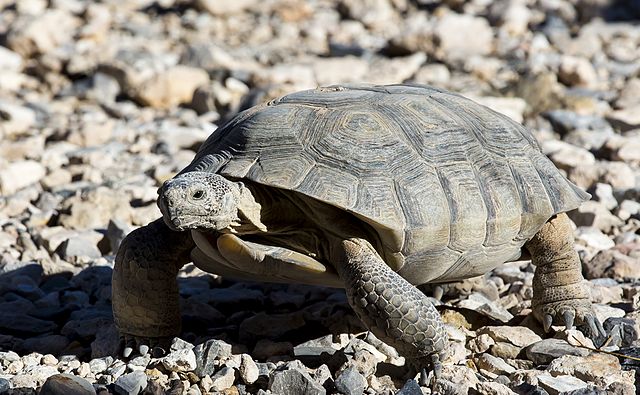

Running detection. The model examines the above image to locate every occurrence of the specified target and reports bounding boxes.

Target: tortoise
[112,83,604,370]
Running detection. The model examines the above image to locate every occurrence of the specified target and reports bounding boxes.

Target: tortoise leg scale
[335,238,449,372]
[112,218,194,357]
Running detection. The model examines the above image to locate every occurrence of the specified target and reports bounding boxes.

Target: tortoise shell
[182,84,589,284]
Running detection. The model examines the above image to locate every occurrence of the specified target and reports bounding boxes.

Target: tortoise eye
[192,190,205,200]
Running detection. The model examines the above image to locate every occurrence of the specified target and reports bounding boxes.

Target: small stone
[396,379,421,395]
[161,348,197,372]
[617,200,640,221]
[0,101,36,136]
[194,339,232,376]
[0,378,9,393]
[135,66,209,109]
[114,371,147,395]
[334,366,366,395]
[0,160,46,195]
[106,219,133,254]
[525,339,589,365]
[470,96,527,123]
[57,236,103,260]
[474,353,515,375]
[576,227,615,251]
[0,46,23,71]
[537,374,588,395]
[546,353,634,389]
[7,10,80,56]
[569,201,624,233]
[269,368,326,395]
[434,12,493,62]
[607,104,640,132]
[210,366,235,392]
[541,140,595,172]
[476,381,517,395]
[478,326,542,348]
[239,354,259,384]
[587,249,640,280]
[39,374,96,395]
[558,56,598,87]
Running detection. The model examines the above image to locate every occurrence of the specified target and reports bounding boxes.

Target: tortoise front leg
[526,213,605,337]
[333,238,449,373]
[112,218,194,356]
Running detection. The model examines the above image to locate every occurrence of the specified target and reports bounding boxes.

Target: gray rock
[526,339,589,365]
[239,354,259,384]
[537,374,588,395]
[0,378,10,393]
[193,339,232,376]
[106,219,133,254]
[210,366,236,391]
[56,236,102,260]
[39,374,96,395]
[161,348,197,372]
[0,313,57,335]
[396,379,421,395]
[334,367,366,395]
[23,335,70,356]
[269,368,326,395]
[114,371,147,395]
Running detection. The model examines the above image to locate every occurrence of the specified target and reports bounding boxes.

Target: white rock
[537,374,588,395]
[558,55,598,88]
[210,366,235,391]
[576,227,615,251]
[477,326,542,348]
[0,46,23,71]
[239,354,259,384]
[7,10,80,56]
[0,101,37,136]
[541,140,596,171]
[434,12,493,62]
[0,160,45,195]
[161,348,197,372]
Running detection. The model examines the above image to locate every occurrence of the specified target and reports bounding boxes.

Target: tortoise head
[158,172,239,232]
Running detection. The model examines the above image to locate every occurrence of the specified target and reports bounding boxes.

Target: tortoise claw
[543,314,553,333]
[139,344,150,356]
[562,310,575,330]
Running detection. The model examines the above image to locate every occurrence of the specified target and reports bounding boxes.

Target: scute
[183,83,590,284]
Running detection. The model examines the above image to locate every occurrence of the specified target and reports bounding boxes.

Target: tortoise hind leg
[112,218,194,356]
[525,213,605,337]
[333,237,449,372]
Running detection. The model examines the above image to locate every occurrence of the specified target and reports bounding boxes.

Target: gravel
[0,0,639,394]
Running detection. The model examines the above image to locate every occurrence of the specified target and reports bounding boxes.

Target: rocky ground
[0,0,639,394]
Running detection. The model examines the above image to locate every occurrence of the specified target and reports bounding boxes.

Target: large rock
[525,339,589,365]
[269,368,326,395]
[39,374,96,395]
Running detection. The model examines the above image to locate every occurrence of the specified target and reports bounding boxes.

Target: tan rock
[135,66,209,109]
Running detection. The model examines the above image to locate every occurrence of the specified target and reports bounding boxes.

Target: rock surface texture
[0,0,639,394]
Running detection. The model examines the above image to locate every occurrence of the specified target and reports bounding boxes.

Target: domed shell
[182,84,589,284]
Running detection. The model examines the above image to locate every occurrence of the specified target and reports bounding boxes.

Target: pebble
[113,371,147,395]
[525,339,590,365]
[334,366,366,395]
[537,374,588,395]
[193,339,232,376]
[39,374,96,395]
[161,348,197,372]
[209,366,235,391]
[269,368,326,395]
[238,354,259,384]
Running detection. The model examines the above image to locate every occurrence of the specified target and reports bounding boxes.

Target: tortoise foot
[534,299,606,338]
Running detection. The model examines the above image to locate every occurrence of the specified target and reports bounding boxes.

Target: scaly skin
[525,213,605,336]
[335,238,449,371]
[112,218,194,356]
